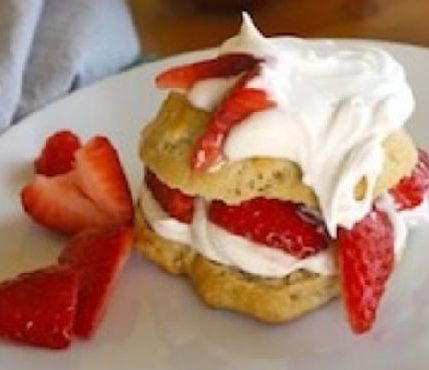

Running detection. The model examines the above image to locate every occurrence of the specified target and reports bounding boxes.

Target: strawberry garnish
[0,266,78,349]
[389,148,429,210]
[21,174,113,234]
[208,197,328,259]
[192,67,274,171]
[338,208,394,334]
[35,130,81,176]
[21,135,133,234]
[58,226,133,338]
[145,170,194,223]
[74,137,134,225]
[155,53,260,90]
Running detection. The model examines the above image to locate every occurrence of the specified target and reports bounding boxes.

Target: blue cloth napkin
[0,0,140,132]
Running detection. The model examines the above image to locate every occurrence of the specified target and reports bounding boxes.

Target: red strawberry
[58,226,133,338]
[155,53,260,89]
[208,197,328,259]
[389,148,429,210]
[74,137,134,225]
[21,135,133,234]
[192,67,274,171]
[338,208,394,334]
[145,170,194,223]
[0,266,78,349]
[35,130,81,176]
[21,174,113,234]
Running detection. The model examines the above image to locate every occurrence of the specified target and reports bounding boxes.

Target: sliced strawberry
[21,174,113,234]
[208,197,328,259]
[155,53,260,89]
[145,170,194,223]
[192,67,274,171]
[74,137,134,225]
[35,130,81,176]
[58,226,133,338]
[338,208,394,334]
[0,266,78,349]
[389,148,429,210]
[22,135,133,234]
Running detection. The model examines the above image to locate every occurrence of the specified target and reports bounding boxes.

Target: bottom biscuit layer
[135,205,340,323]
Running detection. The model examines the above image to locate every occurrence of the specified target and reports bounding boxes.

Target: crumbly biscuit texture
[135,206,340,323]
[140,93,418,208]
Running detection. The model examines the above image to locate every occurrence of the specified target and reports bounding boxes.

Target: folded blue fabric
[0,0,140,132]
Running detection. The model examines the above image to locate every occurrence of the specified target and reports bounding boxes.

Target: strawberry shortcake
[136,14,429,333]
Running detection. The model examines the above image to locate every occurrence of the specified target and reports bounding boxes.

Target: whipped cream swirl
[188,13,415,235]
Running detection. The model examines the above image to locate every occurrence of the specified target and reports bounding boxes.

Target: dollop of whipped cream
[187,13,415,236]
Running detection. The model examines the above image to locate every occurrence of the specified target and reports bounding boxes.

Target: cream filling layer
[140,182,429,278]
[139,182,335,277]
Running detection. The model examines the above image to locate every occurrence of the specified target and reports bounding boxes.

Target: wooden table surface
[127,0,429,57]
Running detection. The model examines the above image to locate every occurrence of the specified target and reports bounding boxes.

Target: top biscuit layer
[140,93,417,208]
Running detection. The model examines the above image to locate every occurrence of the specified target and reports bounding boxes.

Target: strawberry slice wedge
[145,170,194,223]
[389,148,429,210]
[338,208,394,334]
[209,197,328,259]
[58,226,134,338]
[21,134,133,234]
[35,130,81,176]
[155,53,260,89]
[21,174,113,234]
[74,137,134,225]
[0,266,78,349]
[192,67,274,171]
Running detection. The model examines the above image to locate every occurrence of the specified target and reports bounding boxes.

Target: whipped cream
[187,13,415,236]
[188,76,239,112]
[139,182,191,245]
[376,194,429,259]
[139,182,335,277]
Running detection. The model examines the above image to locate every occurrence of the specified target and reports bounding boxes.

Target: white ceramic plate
[1,40,429,370]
